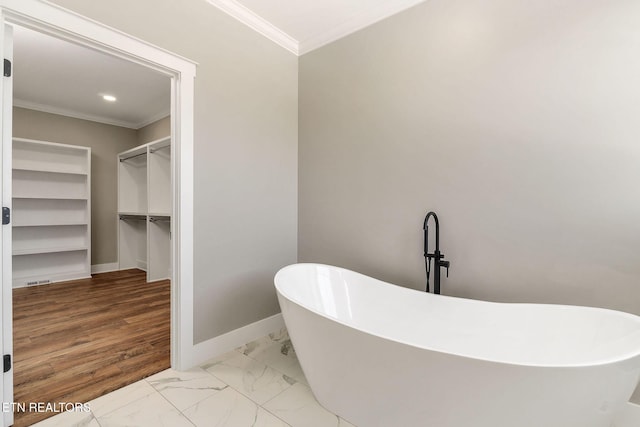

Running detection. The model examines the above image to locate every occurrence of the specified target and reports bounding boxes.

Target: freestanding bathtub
[274,263,640,427]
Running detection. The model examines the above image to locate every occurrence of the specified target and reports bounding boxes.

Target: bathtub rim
[275,263,640,369]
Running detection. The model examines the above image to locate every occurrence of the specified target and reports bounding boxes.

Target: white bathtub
[274,263,640,427]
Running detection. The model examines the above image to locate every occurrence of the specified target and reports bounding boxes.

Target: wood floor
[12,269,170,427]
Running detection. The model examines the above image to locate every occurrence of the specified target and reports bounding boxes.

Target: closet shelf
[13,195,88,200]
[118,145,147,162]
[149,136,171,152]
[12,138,91,288]
[13,222,88,227]
[12,166,88,176]
[12,223,87,228]
[13,246,88,256]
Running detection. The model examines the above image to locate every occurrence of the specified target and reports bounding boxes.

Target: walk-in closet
[118,136,172,282]
[9,23,173,427]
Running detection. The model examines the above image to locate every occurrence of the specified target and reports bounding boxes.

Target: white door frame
[0,21,12,427]
[0,0,197,415]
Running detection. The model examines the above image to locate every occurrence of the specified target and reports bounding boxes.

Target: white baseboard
[614,402,640,427]
[186,313,284,369]
[91,263,119,274]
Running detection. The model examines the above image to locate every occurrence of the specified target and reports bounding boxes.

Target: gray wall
[138,116,170,144]
[49,0,298,343]
[13,107,139,265]
[299,0,640,315]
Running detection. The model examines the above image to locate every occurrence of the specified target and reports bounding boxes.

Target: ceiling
[207,0,428,55]
[13,25,170,129]
[11,1,426,126]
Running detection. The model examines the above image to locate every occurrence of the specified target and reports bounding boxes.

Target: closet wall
[138,116,169,144]
[13,107,140,268]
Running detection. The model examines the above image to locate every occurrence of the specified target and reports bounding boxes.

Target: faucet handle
[440,260,450,277]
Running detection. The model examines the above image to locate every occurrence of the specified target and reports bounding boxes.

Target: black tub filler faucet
[423,211,450,294]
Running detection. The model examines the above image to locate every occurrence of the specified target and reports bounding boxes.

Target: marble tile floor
[32,329,356,427]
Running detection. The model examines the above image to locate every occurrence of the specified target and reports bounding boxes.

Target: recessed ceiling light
[102,94,117,102]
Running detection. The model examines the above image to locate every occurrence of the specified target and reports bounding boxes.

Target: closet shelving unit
[117,136,171,282]
[12,138,91,287]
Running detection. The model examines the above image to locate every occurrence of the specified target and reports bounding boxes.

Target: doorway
[0,2,196,427]
[10,24,172,426]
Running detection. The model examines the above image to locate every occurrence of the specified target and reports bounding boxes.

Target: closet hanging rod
[119,152,147,162]
[149,145,170,154]
[149,217,171,223]
[119,215,146,221]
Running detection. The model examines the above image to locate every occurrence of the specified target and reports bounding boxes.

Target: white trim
[1,18,14,427]
[206,0,298,55]
[298,0,427,55]
[171,67,195,371]
[13,99,170,130]
[14,98,138,129]
[91,262,119,274]
[298,0,424,55]
[0,0,196,374]
[188,313,285,368]
[136,112,171,130]
[4,0,197,75]
[614,402,640,427]
[206,0,427,56]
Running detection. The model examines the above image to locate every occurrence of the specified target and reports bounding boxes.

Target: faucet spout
[423,211,439,256]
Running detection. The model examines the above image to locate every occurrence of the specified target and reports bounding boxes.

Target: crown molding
[206,0,427,56]
[298,0,427,55]
[206,0,299,55]
[135,111,171,129]
[14,99,170,130]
